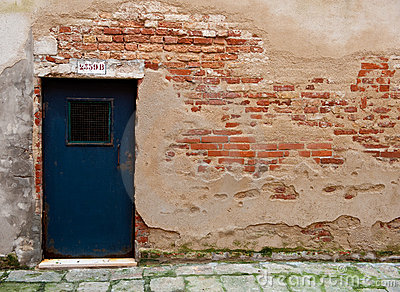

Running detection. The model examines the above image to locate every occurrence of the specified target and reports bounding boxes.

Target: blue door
[42,78,136,258]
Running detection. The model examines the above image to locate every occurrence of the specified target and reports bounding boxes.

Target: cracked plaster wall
[1,0,400,265]
[0,6,39,265]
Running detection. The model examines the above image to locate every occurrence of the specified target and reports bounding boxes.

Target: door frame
[36,77,139,260]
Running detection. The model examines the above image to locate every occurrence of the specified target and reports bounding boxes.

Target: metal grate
[68,100,111,144]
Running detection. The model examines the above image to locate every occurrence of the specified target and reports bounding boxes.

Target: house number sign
[77,60,106,75]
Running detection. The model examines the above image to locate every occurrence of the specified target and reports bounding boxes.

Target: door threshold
[38,258,137,269]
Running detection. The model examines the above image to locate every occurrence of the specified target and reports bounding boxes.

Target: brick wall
[34,6,400,249]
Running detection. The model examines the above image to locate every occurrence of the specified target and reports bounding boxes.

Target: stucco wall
[1,0,400,265]
[0,2,40,266]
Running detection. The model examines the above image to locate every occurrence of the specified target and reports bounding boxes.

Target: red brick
[278,143,304,150]
[176,138,200,143]
[380,151,400,158]
[252,144,277,150]
[344,106,357,113]
[298,150,311,157]
[178,37,194,44]
[59,26,71,33]
[113,35,124,42]
[358,69,372,77]
[381,70,396,77]
[380,85,390,92]
[168,69,192,75]
[77,43,98,51]
[124,35,150,42]
[141,28,155,35]
[225,122,239,128]
[311,78,324,83]
[224,77,241,84]
[201,62,224,69]
[320,158,344,164]
[312,150,332,157]
[191,143,218,150]
[359,128,380,134]
[193,38,213,45]
[304,106,318,113]
[185,129,211,135]
[150,36,163,43]
[244,165,256,172]
[224,144,250,150]
[145,61,159,70]
[138,44,163,52]
[245,107,268,113]
[361,63,389,69]
[307,143,332,149]
[378,121,395,128]
[122,27,141,34]
[270,194,297,200]
[258,151,284,158]
[218,158,244,164]
[374,107,391,113]
[104,27,122,34]
[208,150,229,156]
[334,129,357,135]
[230,137,256,143]
[292,114,306,121]
[269,165,280,171]
[213,130,242,135]
[226,38,247,45]
[163,36,178,44]
[229,151,255,157]
[202,136,229,143]
[274,85,294,91]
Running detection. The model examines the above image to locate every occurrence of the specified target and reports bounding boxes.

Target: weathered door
[42,78,136,258]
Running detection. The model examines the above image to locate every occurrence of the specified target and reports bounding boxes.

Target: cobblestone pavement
[1,262,400,291]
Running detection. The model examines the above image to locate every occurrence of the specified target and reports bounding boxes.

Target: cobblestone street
[1,261,400,291]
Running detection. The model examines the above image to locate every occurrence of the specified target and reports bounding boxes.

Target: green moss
[0,254,25,270]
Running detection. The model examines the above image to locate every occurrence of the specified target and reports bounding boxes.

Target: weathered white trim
[34,58,145,79]
[37,258,137,269]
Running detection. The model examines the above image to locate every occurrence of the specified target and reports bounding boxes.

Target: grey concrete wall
[0,9,40,266]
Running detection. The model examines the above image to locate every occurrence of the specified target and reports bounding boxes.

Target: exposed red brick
[104,27,122,34]
[311,150,332,157]
[201,136,229,143]
[59,26,71,33]
[320,158,344,164]
[213,130,242,135]
[334,129,357,135]
[361,63,389,69]
[224,144,250,150]
[185,129,211,136]
[298,150,311,157]
[258,151,284,158]
[191,143,218,150]
[278,143,304,150]
[208,150,229,156]
[230,137,256,143]
[229,151,255,157]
